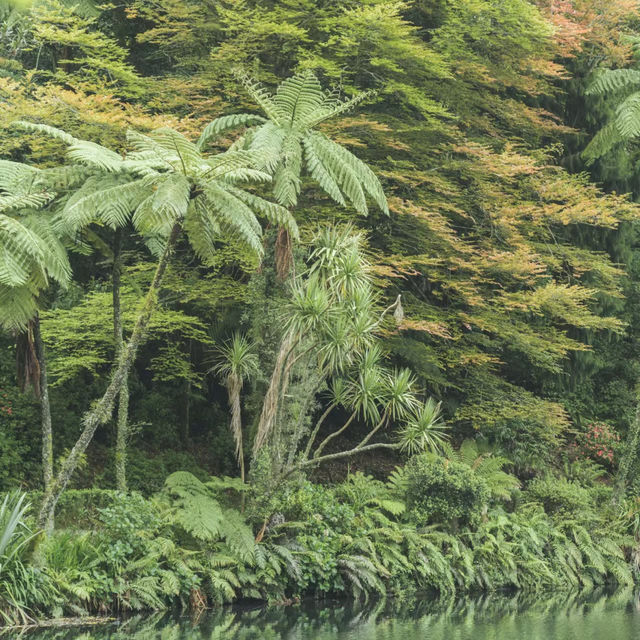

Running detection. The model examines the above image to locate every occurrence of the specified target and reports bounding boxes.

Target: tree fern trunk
[113,229,129,493]
[38,223,181,528]
[33,314,54,533]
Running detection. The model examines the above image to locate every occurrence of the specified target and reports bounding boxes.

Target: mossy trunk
[38,223,181,529]
[113,229,129,493]
[33,314,54,533]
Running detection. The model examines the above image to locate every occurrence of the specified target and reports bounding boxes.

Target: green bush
[525,476,595,520]
[405,454,490,528]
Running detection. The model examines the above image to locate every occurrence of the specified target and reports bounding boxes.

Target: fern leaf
[197,113,266,150]
[586,69,640,95]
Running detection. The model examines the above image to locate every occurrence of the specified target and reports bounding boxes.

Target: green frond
[273,70,325,125]
[63,174,156,231]
[12,120,77,145]
[586,68,640,95]
[0,283,38,330]
[302,136,347,206]
[234,70,285,125]
[0,214,47,287]
[0,160,39,193]
[147,127,202,171]
[197,184,263,255]
[615,92,640,138]
[197,113,266,150]
[150,173,191,224]
[304,89,377,130]
[0,192,54,213]
[582,121,623,163]
[183,198,221,264]
[272,137,303,207]
[307,132,388,214]
[225,186,299,239]
[13,121,123,171]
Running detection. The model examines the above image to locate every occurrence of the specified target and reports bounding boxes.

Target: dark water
[14,590,640,639]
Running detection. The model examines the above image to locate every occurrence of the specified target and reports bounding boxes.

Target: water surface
[18,590,640,639]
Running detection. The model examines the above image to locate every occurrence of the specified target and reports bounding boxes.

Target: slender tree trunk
[113,229,129,493]
[38,223,181,528]
[303,401,338,461]
[33,314,54,532]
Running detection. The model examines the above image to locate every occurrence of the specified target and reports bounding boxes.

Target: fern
[197,114,266,150]
[586,68,640,95]
[202,70,389,214]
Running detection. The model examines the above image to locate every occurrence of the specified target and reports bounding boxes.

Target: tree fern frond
[0,192,54,213]
[225,186,299,239]
[303,89,377,130]
[197,113,266,150]
[0,214,47,286]
[63,174,156,230]
[0,283,39,330]
[582,121,624,163]
[586,69,640,95]
[272,137,303,207]
[234,70,285,125]
[148,128,202,171]
[302,136,347,206]
[615,92,640,138]
[65,139,124,171]
[0,160,39,192]
[199,186,263,255]
[151,172,190,223]
[308,132,388,214]
[274,70,325,125]
[12,120,77,145]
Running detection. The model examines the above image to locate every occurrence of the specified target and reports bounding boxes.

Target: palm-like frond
[0,190,71,329]
[197,114,267,150]
[583,67,640,161]
[207,70,388,214]
[16,121,294,263]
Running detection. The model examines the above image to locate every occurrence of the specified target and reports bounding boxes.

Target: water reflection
[14,588,640,639]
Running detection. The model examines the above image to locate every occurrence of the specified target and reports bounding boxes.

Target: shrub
[525,476,595,519]
[571,421,621,468]
[404,454,489,528]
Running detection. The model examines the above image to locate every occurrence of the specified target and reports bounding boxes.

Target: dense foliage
[3,0,640,626]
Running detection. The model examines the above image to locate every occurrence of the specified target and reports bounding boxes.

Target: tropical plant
[211,334,259,482]
[0,492,56,625]
[10,119,297,527]
[202,70,388,277]
[583,68,640,161]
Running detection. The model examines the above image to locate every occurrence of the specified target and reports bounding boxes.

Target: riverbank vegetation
[3,0,640,627]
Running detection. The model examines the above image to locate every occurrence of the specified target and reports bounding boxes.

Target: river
[18,589,640,639]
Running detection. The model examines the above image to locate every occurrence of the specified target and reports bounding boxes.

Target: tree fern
[583,67,640,161]
[205,70,389,215]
